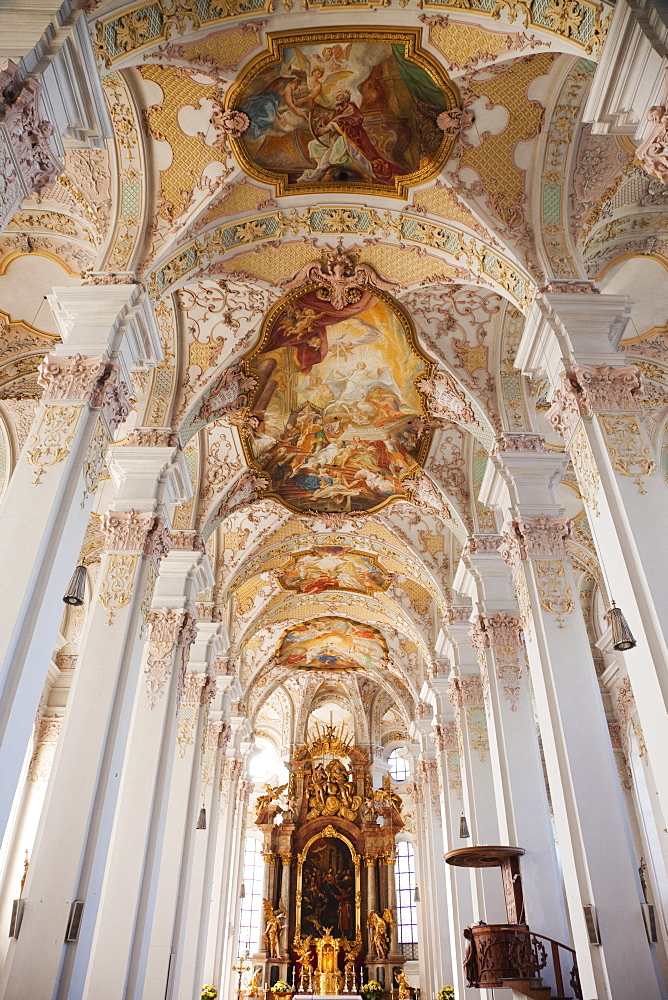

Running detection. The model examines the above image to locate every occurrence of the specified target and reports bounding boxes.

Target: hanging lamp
[605,601,637,651]
[459,813,470,839]
[62,564,87,606]
[196,805,207,829]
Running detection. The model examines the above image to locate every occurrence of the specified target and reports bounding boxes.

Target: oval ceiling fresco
[241,284,435,514]
[227,27,459,197]
[277,617,388,671]
[278,545,388,595]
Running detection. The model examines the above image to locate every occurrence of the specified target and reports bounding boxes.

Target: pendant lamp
[196,805,207,829]
[62,564,87,606]
[605,601,637,651]
[459,813,470,839]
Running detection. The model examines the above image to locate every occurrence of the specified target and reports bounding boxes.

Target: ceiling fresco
[277,545,388,595]
[227,28,459,197]
[277,616,388,671]
[241,282,434,515]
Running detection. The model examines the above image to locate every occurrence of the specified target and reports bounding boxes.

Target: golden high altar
[252,724,405,996]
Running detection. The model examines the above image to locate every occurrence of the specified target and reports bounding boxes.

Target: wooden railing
[528,932,581,1000]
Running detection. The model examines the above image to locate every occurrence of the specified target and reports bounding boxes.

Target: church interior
[0,1,667,998]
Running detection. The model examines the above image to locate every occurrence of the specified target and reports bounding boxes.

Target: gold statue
[367,910,389,959]
[263,899,286,958]
[256,782,287,818]
[396,968,411,998]
[294,935,314,992]
[246,968,262,997]
[305,757,362,822]
[374,773,403,814]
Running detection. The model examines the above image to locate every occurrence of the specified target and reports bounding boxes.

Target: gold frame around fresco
[296,825,362,942]
[276,546,390,595]
[225,26,460,199]
[238,282,436,517]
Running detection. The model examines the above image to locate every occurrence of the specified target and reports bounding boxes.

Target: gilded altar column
[0,439,185,1000]
[454,537,570,947]
[0,282,162,846]
[481,446,664,1000]
[517,290,668,836]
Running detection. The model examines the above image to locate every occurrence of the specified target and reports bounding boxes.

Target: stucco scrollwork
[569,423,601,515]
[599,413,656,494]
[98,553,140,625]
[534,559,575,626]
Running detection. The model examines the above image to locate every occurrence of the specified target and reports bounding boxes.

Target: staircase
[505,978,572,1000]
[464,924,582,1000]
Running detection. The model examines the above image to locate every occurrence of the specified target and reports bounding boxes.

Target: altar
[250,722,406,997]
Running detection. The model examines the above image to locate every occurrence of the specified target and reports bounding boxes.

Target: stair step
[503,978,572,1000]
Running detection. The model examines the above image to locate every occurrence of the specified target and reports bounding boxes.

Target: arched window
[395,840,418,960]
[238,837,264,956]
[388,748,409,781]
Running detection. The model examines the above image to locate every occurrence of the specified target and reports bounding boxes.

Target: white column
[1,438,186,1000]
[518,291,668,835]
[443,613,506,927]
[144,619,218,1000]
[481,443,663,1000]
[0,283,161,843]
[76,537,211,1000]
[178,709,230,1000]
[454,538,570,947]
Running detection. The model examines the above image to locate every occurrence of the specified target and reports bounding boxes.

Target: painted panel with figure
[301,837,356,938]
[227,28,458,197]
[278,546,387,594]
[278,617,388,671]
[242,286,433,514]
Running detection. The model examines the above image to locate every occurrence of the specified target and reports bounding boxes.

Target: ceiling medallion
[226,26,460,198]
[239,248,435,515]
[277,616,388,671]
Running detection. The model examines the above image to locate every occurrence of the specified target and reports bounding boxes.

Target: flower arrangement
[201,988,218,1000]
[271,981,292,994]
[361,981,383,999]
[437,988,455,1000]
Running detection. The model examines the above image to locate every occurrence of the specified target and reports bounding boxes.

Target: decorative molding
[534,559,575,626]
[569,423,601,515]
[125,427,179,447]
[636,76,668,185]
[197,363,257,424]
[599,413,656,493]
[26,403,82,485]
[39,354,108,403]
[281,245,399,310]
[513,564,533,642]
[417,369,475,424]
[81,416,111,507]
[102,509,171,556]
[98,553,139,625]
[462,534,502,555]
[27,716,62,785]
[144,607,187,708]
[0,61,62,231]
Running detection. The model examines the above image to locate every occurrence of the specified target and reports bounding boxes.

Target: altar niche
[252,723,406,996]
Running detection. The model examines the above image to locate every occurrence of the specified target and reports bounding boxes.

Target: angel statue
[395,968,412,999]
[367,910,389,959]
[263,899,286,958]
[256,782,287,818]
[245,968,262,997]
[293,935,314,992]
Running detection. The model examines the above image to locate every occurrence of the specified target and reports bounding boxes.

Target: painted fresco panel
[278,546,387,594]
[277,616,387,671]
[243,287,432,514]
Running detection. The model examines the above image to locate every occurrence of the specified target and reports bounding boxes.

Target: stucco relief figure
[263,899,286,957]
[367,909,390,958]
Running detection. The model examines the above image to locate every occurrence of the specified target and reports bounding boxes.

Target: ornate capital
[499,516,572,570]
[432,722,458,751]
[547,364,643,441]
[0,62,61,229]
[205,719,229,749]
[471,612,523,650]
[148,606,187,644]
[201,673,217,706]
[144,607,187,708]
[462,534,503,556]
[39,354,107,402]
[492,433,546,453]
[180,671,206,705]
[416,370,475,424]
[125,427,180,447]
[102,509,171,560]
[171,530,205,552]
[448,605,474,624]
[448,674,484,708]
